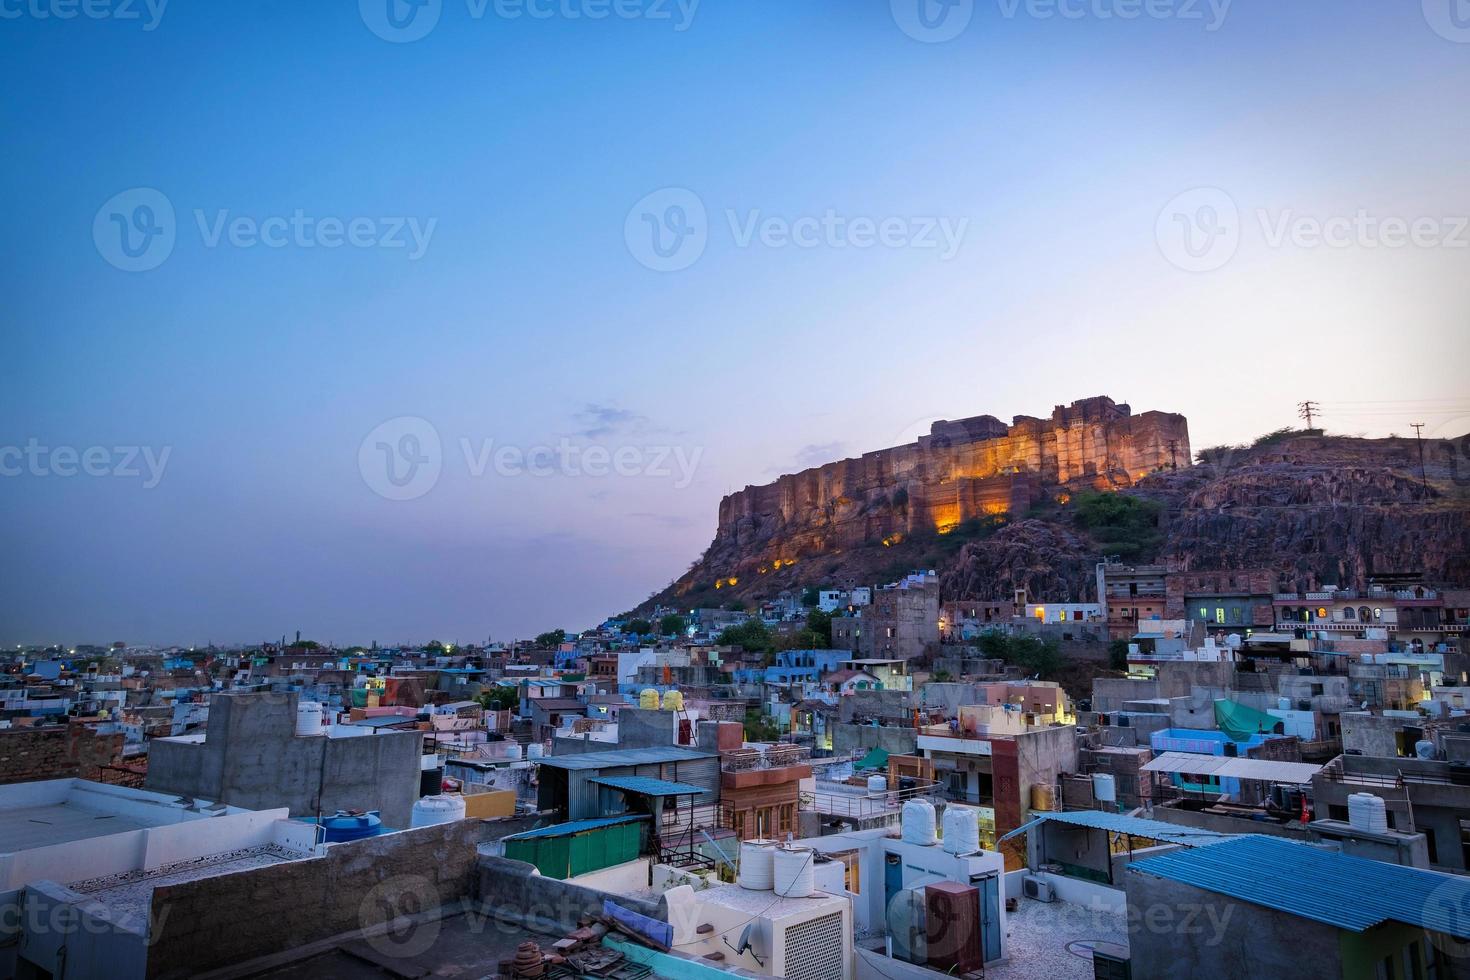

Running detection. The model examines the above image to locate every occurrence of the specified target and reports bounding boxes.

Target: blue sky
[2,0,1467,646]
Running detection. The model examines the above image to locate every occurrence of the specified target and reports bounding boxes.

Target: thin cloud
[575,403,646,438]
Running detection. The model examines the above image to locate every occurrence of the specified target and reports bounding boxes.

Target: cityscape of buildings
[4,557,1469,979]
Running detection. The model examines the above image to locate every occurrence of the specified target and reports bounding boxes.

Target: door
[971,872,1001,963]
[884,852,902,918]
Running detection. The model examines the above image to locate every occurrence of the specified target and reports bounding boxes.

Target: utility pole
[1410,422,1429,499]
[1166,439,1180,470]
[1298,400,1320,433]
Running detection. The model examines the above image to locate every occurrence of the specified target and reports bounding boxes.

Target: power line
[1297,400,1320,432]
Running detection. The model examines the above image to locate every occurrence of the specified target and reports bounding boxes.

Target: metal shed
[501,814,648,880]
[536,746,719,819]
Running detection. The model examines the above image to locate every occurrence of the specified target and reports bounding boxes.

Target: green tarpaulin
[856,747,889,770]
[1214,699,1283,740]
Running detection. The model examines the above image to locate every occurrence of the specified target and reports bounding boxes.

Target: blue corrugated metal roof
[591,776,707,796]
[999,810,1234,847]
[535,747,717,771]
[1129,835,1470,937]
[502,814,649,840]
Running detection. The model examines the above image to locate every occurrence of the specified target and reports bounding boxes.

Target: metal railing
[1318,757,1463,788]
[720,745,812,772]
[801,777,944,820]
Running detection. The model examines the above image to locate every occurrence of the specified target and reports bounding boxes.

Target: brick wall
[0,725,124,785]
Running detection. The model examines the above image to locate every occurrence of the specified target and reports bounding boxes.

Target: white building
[0,779,317,979]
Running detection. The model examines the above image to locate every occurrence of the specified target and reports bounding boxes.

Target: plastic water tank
[773,846,815,897]
[639,689,660,710]
[296,701,325,736]
[902,799,938,846]
[1278,697,1292,712]
[1416,740,1437,761]
[505,743,523,761]
[526,743,545,760]
[942,806,981,855]
[1092,773,1117,804]
[738,840,777,890]
[1348,793,1388,834]
[1030,784,1056,811]
[411,794,467,828]
[662,689,684,711]
[320,810,383,842]
[867,775,888,794]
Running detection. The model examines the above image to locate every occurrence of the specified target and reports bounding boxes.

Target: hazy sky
[2,0,1467,647]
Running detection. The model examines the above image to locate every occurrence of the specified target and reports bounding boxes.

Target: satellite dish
[726,923,765,965]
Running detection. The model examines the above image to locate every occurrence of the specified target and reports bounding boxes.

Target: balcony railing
[1275,589,1440,603]
[721,745,812,772]
[1318,757,1463,788]
[801,777,943,820]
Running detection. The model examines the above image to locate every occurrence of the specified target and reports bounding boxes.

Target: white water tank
[1416,740,1437,761]
[867,775,888,794]
[942,806,981,855]
[295,701,324,736]
[1348,793,1388,834]
[1092,773,1117,803]
[410,794,467,828]
[738,840,777,890]
[902,799,938,846]
[505,742,523,761]
[773,846,815,898]
[527,743,545,760]
[1278,697,1292,712]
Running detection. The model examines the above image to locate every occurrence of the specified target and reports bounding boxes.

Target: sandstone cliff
[645,428,1470,611]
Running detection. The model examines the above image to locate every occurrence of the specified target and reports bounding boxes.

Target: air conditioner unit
[1022,875,1054,903]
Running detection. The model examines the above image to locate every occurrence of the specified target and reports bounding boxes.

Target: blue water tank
[320,810,384,843]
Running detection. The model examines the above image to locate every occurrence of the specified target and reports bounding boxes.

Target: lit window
[1216,608,1225,624]
[1374,608,1382,620]
[1317,608,1328,619]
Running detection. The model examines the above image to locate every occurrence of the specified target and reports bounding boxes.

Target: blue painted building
[763,649,848,686]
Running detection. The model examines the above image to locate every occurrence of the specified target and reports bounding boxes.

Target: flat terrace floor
[0,802,161,851]
[988,895,1130,980]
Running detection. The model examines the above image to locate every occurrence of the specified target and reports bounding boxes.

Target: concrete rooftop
[250,913,706,980]
[988,896,1129,980]
[0,802,159,851]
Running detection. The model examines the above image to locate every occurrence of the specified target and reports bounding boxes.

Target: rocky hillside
[641,432,1470,610]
